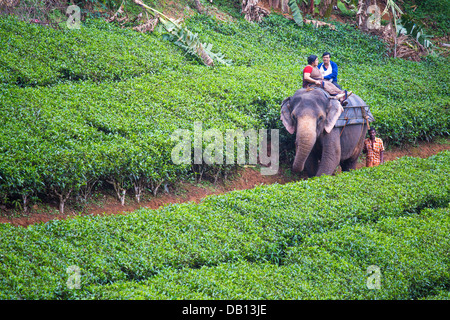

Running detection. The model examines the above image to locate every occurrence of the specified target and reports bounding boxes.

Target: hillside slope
[0,5,449,213]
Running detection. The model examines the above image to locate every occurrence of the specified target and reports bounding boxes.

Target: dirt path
[1,138,449,227]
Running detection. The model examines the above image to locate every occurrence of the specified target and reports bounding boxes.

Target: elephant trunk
[292,116,317,173]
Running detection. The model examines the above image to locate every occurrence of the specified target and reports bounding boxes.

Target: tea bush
[0,151,448,299]
[0,10,448,214]
[402,0,450,38]
[0,16,185,86]
[83,205,450,300]
[0,66,280,207]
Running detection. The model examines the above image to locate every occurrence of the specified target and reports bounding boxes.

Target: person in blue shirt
[318,52,341,89]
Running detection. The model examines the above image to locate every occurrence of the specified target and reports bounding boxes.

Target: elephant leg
[340,157,358,172]
[340,123,367,172]
[304,152,319,177]
[316,129,341,176]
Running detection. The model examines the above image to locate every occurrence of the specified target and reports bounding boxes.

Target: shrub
[0,11,448,219]
[0,152,448,299]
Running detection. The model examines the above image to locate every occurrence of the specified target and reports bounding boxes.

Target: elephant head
[280,89,343,173]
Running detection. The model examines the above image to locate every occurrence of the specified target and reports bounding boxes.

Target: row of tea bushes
[0,151,448,299]
[1,60,448,212]
[83,206,450,300]
[1,13,448,210]
[0,65,282,211]
[341,57,450,144]
[184,14,449,144]
[0,13,387,87]
[0,16,185,86]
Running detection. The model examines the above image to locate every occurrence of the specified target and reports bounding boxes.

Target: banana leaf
[397,15,433,49]
[132,0,231,66]
[288,0,303,26]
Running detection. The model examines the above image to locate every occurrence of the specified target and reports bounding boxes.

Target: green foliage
[87,202,450,300]
[337,0,357,18]
[161,19,232,66]
[288,0,304,26]
[206,0,242,19]
[397,14,433,49]
[0,15,185,86]
[402,0,450,38]
[0,152,449,299]
[0,11,448,212]
[136,1,231,66]
[0,2,449,300]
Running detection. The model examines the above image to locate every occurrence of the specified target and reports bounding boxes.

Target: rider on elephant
[318,52,341,89]
[302,55,352,106]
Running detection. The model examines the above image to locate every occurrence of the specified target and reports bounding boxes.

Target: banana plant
[381,0,403,57]
[337,0,357,16]
[132,0,231,66]
[162,20,232,66]
[397,14,433,50]
[288,0,304,26]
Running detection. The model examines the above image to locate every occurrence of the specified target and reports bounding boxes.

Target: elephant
[280,88,369,177]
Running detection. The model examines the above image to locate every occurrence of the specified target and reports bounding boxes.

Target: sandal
[345,90,353,99]
[339,90,352,106]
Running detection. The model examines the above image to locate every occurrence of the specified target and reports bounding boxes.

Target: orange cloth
[364,137,384,167]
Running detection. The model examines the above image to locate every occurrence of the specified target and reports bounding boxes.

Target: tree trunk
[356,0,372,32]
[272,0,280,10]
[281,0,289,13]
[150,179,164,196]
[22,193,29,214]
[54,188,72,214]
[193,0,203,13]
[133,177,146,203]
[59,199,65,215]
[242,0,270,22]
[108,179,127,206]
[323,0,336,18]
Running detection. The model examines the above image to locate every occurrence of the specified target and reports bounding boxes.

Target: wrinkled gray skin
[281,88,368,177]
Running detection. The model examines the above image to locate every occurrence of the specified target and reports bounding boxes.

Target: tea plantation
[1,13,448,210]
[0,7,449,300]
[0,152,449,299]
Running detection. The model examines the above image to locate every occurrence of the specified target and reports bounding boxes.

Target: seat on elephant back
[335,100,375,128]
[307,87,375,132]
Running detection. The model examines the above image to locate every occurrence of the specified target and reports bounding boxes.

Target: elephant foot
[341,159,358,172]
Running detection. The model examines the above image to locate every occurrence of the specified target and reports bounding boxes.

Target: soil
[1,138,449,228]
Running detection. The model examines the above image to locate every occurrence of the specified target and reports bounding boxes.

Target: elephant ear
[280,97,295,134]
[324,99,343,133]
